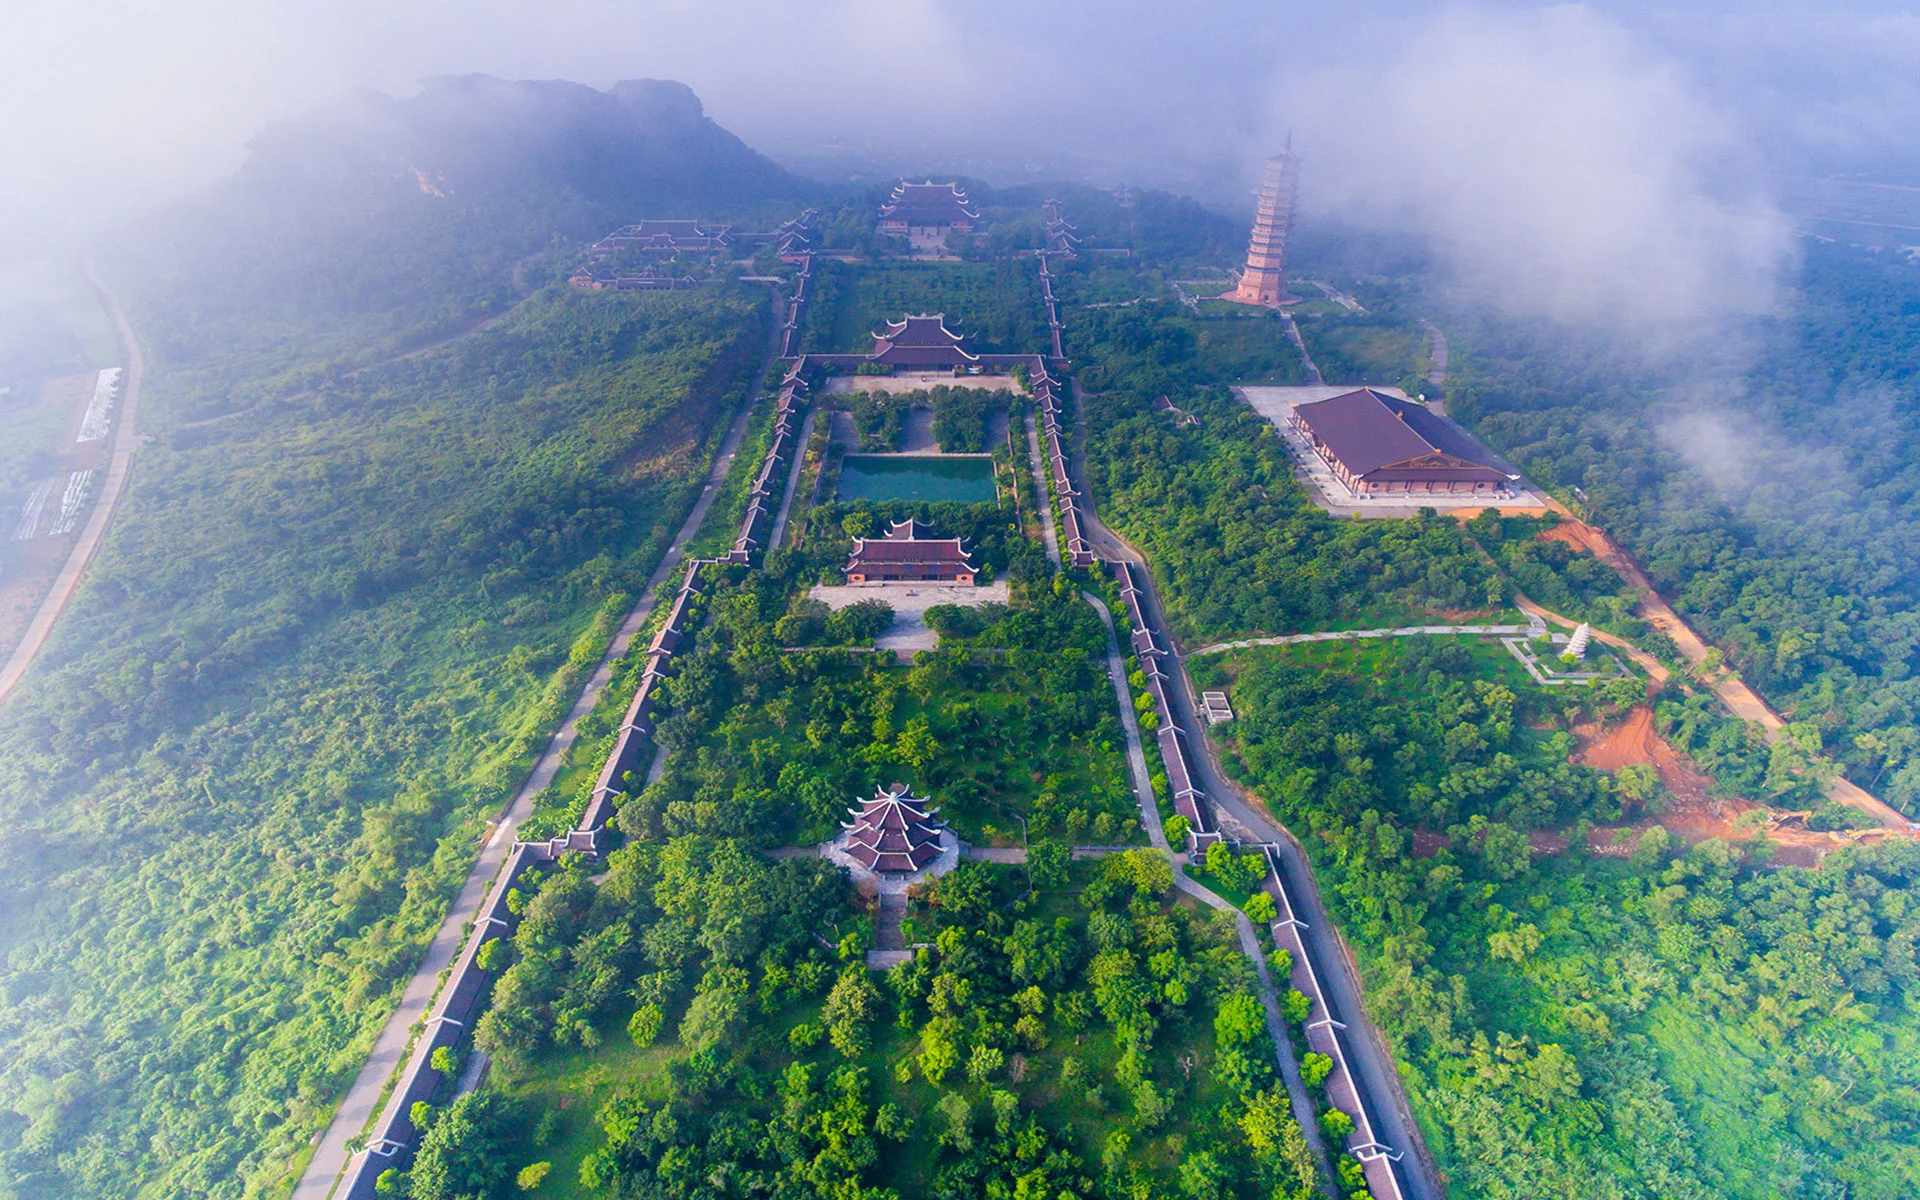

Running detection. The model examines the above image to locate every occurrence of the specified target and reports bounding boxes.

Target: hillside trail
[183,255,542,431]
[292,289,786,1200]
[1529,507,1912,831]
[0,262,146,705]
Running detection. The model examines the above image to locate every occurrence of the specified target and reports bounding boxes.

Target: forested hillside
[0,78,787,1200]
[1448,242,1920,812]
[111,74,797,386]
[1213,642,1920,1198]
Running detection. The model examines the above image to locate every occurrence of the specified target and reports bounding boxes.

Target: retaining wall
[1258,846,1409,1200]
[734,255,814,564]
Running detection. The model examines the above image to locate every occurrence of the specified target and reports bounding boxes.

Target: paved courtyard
[823,371,1025,396]
[1237,385,1547,518]
[808,579,1010,652]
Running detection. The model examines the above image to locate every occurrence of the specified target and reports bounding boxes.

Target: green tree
[1028,838,1071,888]
[823,969,882,1058]
[1300,1051,1334,1088]
[410,1093,518,1200]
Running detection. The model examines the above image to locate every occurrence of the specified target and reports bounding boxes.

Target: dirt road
[0,264,144,704]
[1537,516,1913,830]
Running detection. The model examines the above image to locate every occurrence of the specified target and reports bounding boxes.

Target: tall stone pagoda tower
[1224,143,1301,307]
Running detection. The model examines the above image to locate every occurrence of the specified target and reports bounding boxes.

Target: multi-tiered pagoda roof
[841,783,946,874]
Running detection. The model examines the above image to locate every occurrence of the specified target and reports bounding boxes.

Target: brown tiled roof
[869,313,978,367]
[842,784,945,872]
[879,181,980,224]
[1294,388,1515,484]
[849,537,973,565]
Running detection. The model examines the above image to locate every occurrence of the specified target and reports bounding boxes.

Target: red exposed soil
[1408,707,1838,868]
[1570,706,1834,867]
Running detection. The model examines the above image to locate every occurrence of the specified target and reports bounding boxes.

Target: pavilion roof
[841,784,946,872]
[870,313,978,365]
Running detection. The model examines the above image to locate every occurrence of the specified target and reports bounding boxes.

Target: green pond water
[836,454,997,504]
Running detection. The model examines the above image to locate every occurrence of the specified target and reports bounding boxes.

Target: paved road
[0,264,146,704]
[1024,416,1063,566]
[1191,624,1534,656]
[1069,378,1444,1200]
[293,295,785,1200]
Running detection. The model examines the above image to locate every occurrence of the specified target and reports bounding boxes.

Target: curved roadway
[0,264,146,704]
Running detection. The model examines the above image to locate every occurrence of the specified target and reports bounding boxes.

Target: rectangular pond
[835,454,997,504]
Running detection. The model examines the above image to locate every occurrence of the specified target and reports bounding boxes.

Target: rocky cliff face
[237,74,796,213]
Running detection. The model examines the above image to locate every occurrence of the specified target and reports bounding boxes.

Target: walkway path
[1192,622,1535,656]
[292,294,785,1200]
[1082,587,1338,1190]
[1025,416,1063,566]
[0,263,146,704]
[768,407,818,550]
[1418,318,1448,396]
[1280,313,1323,385]
[1051,383,1342,1189]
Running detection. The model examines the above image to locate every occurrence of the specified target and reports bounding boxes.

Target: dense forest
[0,77,794,1200]
[1446,241,1920,812]
[1210,638,1920,1198]
[404,845,1309,1200]
[359,492,1338,1200]
[0,281,767,1199]
[616,539,1138,850]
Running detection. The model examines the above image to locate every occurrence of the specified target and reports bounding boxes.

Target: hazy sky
[6,1,1918,312]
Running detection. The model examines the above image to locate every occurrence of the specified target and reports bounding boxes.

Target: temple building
[1223,147,1301,307]
[839,784,947,874]
[1291,388,1520,495]
[568,266,699,291]
[877,181,979,239]
[868,314,980,369]
[593,219,733,254]
[846,519,977,584]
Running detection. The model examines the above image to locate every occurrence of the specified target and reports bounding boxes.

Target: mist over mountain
[238,75,797,213]
[101,76,802,372]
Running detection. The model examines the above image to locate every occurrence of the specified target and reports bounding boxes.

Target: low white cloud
[1277,6,1795,325]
